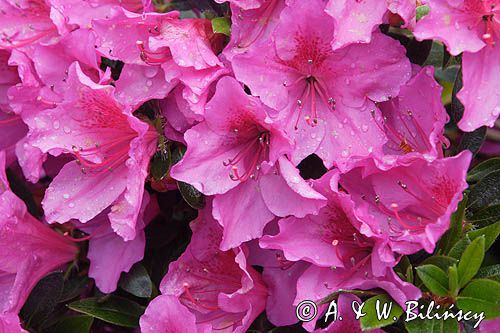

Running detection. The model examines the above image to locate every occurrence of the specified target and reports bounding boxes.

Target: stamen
[225,132,270,182]
[136,40,170,65]
[0,26,57,49]
[0,115,22,125]
[182,283,219,311]
[70,133,137,177]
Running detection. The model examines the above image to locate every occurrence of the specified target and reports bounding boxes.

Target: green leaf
[177,181,205,209]
[395,256,413,282]
[420,256,458,272]
[406,39,433,66]
[170,145,186,165]
[468,158,500,183]
[67,296,145,328]
[467,170,500,212]
[416,4,430,20]
[476,265,500,282]
[457,279,500,319]
[406,264,414,284]
[449,65,463,125]
[118,263,153,298]
[449,265,459,297]
[415,265,449,296]
[467,221,500,251]
[150,151,170,181]
[20,272,64,328]
[405,306,460,333]
[59,276,90,303]
[360,294,403,330]
[52,315,94,333]
[448,235,471,259]
[468,204,500,227]
[211,17,231,36]
[438,195,467,254]
[6,168,42,218]
[458,236,485,288]
[455,126,487,158]
[437,192,469,253]
[319,289,381,305]
[423,41,445,68]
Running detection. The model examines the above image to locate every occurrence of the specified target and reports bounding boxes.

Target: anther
[397,180,407,190]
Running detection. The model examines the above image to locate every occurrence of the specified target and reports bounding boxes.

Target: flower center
[481,13,497,46]
[465,1,498,46]
[223,130,270,182]
[284,71,336,129]
[71,128,156,176]
[371,108,447,154]
[368,179,450,237]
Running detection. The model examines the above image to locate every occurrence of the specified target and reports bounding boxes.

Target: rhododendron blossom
[142,205,268,332]
[26,62,158,241]
[340,152,472,254]
[171,76,326,249]
[232,0,411,169]
[0,151,77,314]
[414,0,500,132]
[0,0,497,331]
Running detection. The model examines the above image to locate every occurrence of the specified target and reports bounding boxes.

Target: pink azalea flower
[260,171,397,276]
[339,151,472,255]
[142,204,268,332]
[232,0,411,169]
[413,0,500,132]
[259,171,421,317]
[0,0,59,50]
[0,151,78,314]
[6,30,104,182]
[326,0,416,50]
[214,0,264,10]
[297,264,420,332]
[92,8,228,111]
[0,50,19,109]
[140,295,201,333]
[23,62,158,241]
[0,111,27,165]
[0,313,27,333]
[171,76,326,249]
[479,318,500,332]
[0,50,28,164]
[74,192,159,293]
[222,0,286,61]
[247,239,310,326]
[49,0,149,29]
[374,66,449,167]
[315,293,385,333]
